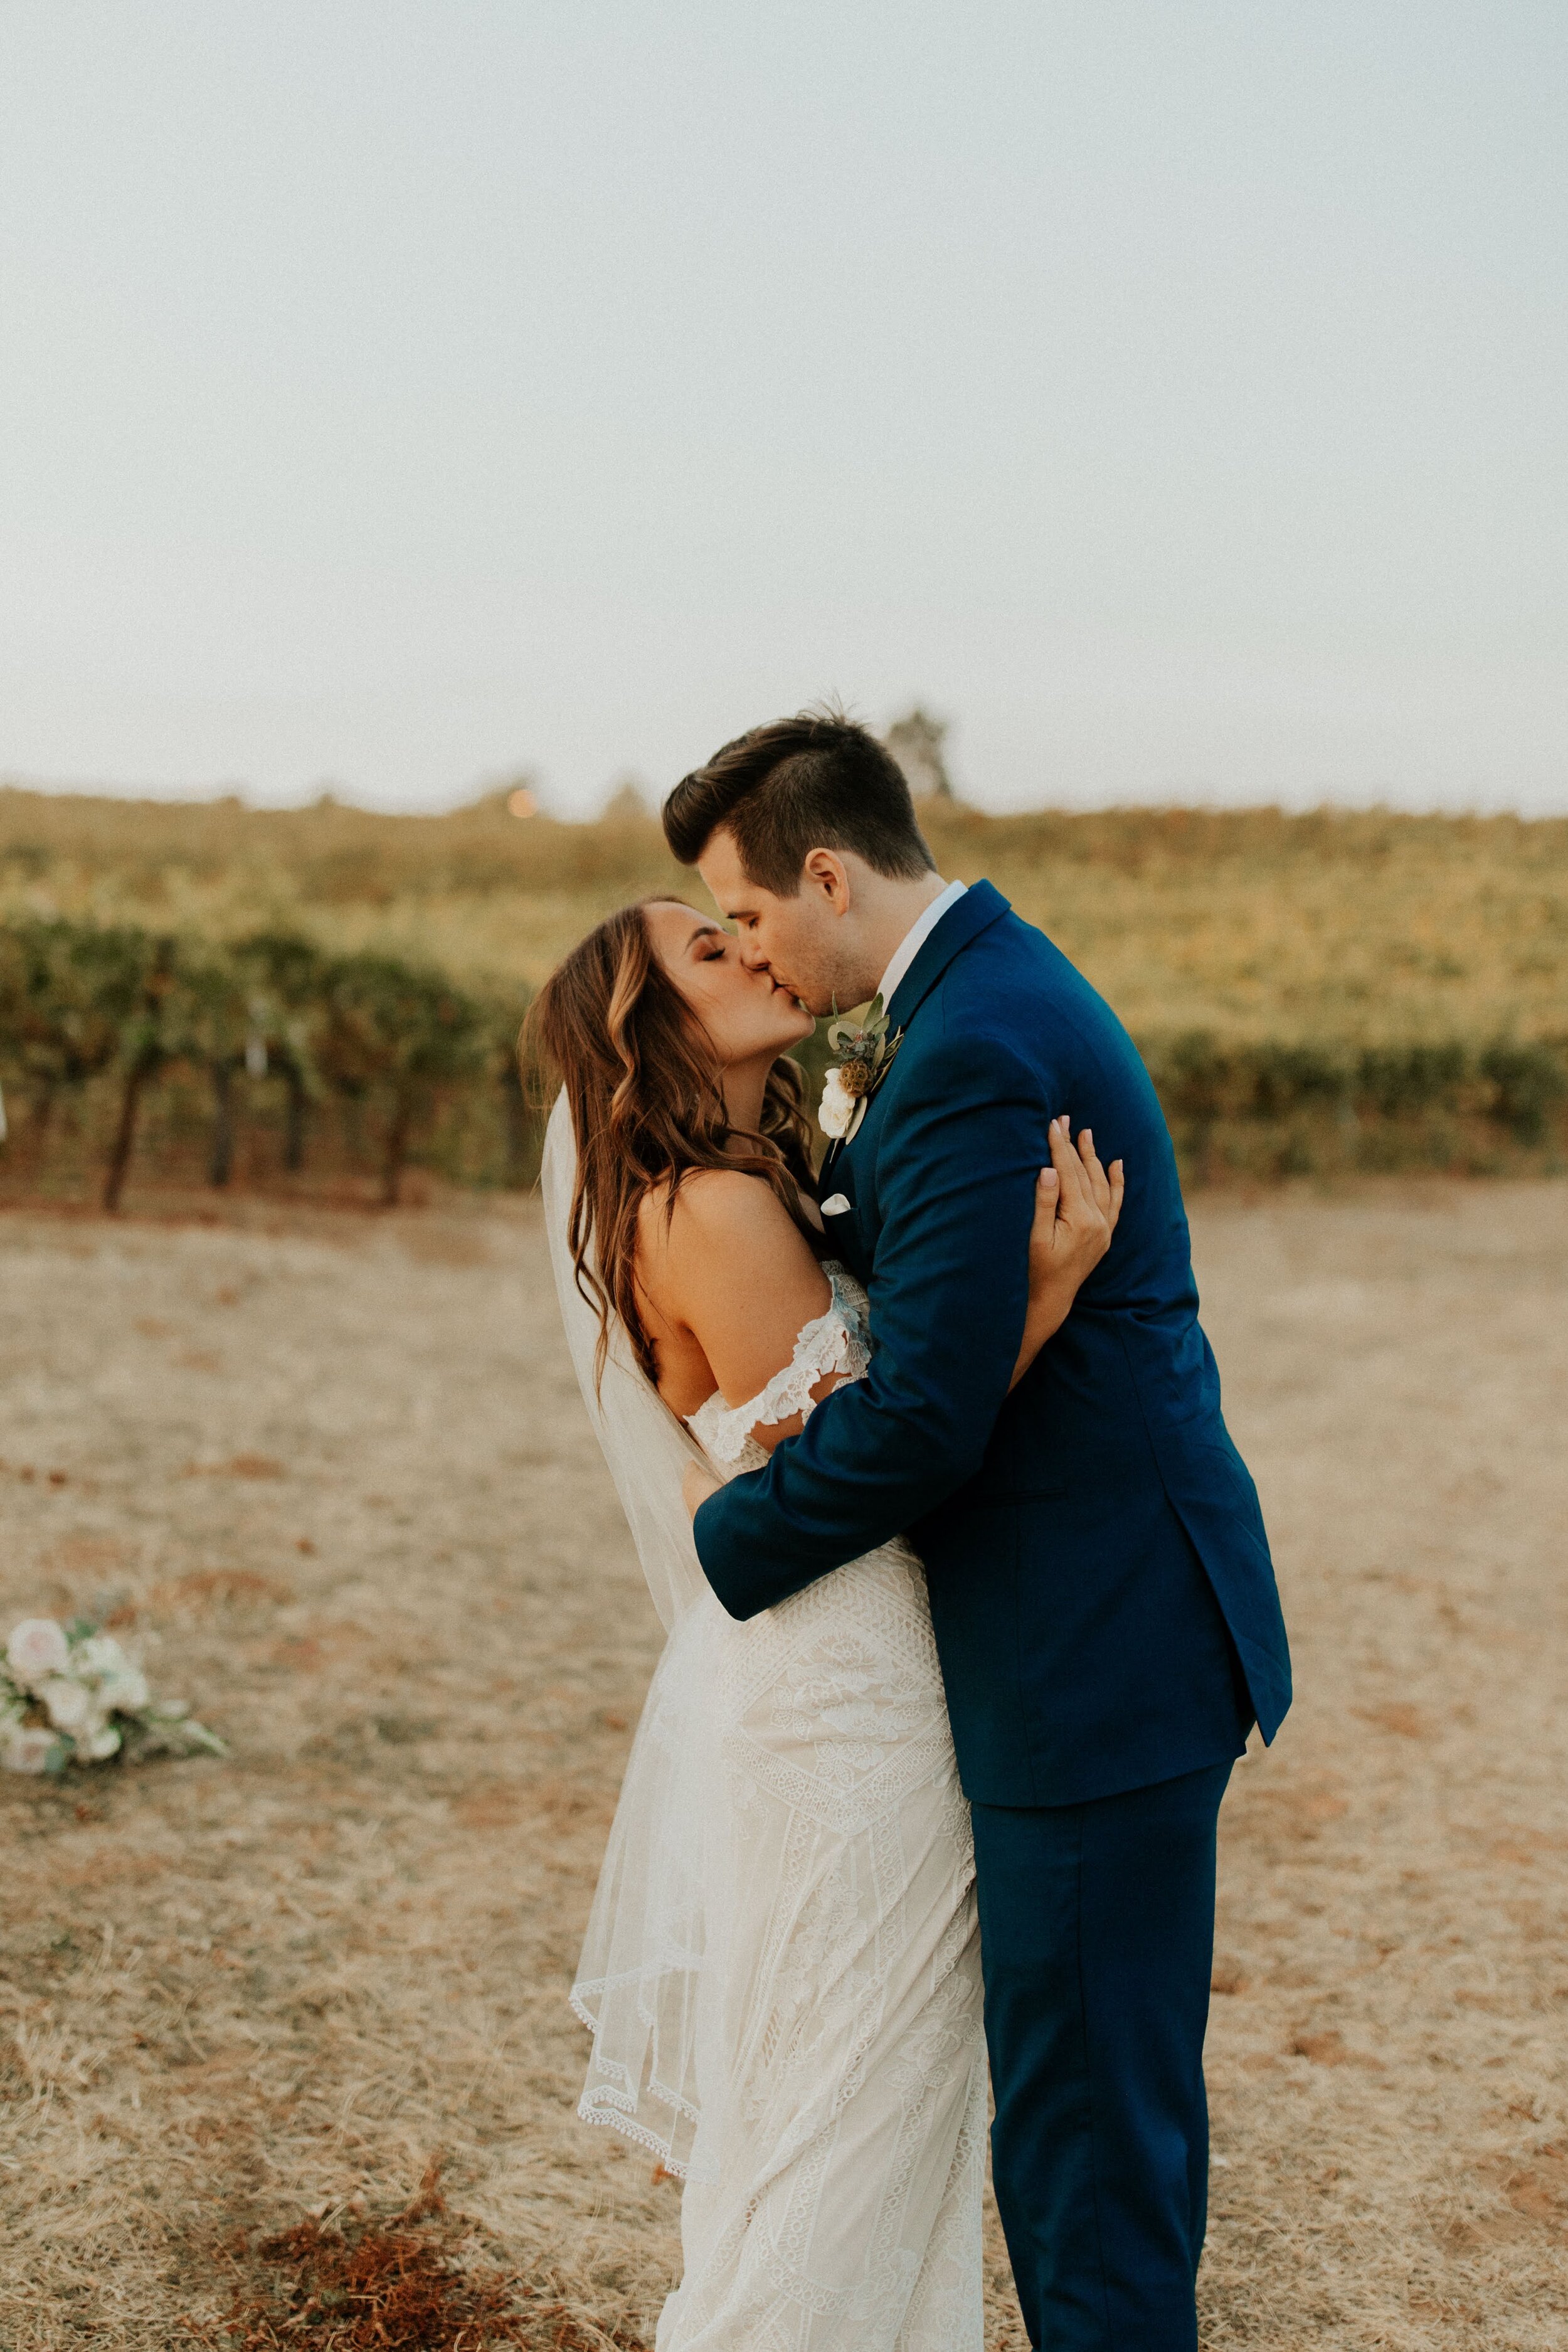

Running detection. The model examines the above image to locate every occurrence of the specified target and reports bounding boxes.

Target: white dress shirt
[874,878,968,1015]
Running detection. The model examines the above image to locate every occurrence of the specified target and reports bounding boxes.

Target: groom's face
[696,827,862,1018]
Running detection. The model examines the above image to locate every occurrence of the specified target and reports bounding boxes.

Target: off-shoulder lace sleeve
[686,1268,871,1466]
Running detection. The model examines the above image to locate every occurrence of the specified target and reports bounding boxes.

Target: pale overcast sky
[1,3,1564,815]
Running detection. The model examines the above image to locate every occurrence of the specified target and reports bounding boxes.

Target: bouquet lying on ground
[2,1616,226,1774]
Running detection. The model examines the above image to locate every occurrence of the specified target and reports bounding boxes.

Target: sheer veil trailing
[541,1091,719,2176]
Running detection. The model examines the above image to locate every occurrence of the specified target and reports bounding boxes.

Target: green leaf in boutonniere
[817,995,904,1144]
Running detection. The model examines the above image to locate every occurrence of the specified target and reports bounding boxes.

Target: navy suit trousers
[970,1761,1234,2351]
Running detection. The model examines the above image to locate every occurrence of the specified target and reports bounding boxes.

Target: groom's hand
[682,1458,722,1520]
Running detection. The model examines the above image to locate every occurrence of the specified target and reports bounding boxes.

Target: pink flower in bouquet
[6,1618,69,1691]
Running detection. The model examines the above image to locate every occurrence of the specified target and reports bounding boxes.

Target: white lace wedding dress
[543,1100,985,2352]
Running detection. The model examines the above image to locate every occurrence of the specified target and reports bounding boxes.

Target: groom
[664,712,1291,2352]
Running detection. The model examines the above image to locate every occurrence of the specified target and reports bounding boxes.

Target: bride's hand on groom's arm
[1009,1118,1125,1392]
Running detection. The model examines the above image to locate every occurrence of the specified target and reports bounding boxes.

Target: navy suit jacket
[692,882,1292,1808]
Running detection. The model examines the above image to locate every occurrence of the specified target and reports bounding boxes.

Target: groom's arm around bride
[666,711,1291,2352]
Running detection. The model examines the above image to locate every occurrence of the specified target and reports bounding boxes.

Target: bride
[529,895,1123,2352]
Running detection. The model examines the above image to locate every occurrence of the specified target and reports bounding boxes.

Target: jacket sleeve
[692,1029,1052,1618]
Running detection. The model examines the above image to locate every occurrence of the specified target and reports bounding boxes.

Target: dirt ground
[0,1180,1564,2349]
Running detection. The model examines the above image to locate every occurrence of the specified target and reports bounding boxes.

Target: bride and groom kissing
[530,712,1291,2352]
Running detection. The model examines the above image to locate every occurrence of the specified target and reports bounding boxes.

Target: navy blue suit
[692,882,1291,2348]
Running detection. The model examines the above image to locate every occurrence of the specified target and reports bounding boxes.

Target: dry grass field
[1,1179,1565,2349]
[6,785,1567,1206]
[5,784,1567,1047]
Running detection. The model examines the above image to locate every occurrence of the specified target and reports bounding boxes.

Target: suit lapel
[884,878,1010,1031]
[818,880,1012,1190]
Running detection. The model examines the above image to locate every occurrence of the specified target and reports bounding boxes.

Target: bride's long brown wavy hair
[525,899,817,1387]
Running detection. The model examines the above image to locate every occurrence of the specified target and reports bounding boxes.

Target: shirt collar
[874,878,968,1014]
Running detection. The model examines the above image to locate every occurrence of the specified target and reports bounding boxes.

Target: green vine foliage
[0,919,536,1210]
[2,913,1566,1207]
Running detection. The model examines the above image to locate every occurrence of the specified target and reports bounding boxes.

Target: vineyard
[2,785,1566,1207]
[0,918,531,1210]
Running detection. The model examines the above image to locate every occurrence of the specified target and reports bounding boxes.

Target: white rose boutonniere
[817,997,903,1147]
[817,1065,859,1141]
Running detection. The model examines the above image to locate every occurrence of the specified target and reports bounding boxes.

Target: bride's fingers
[1033,1163,1061,1234]
[1058,1123,1107,1236]
[1036,1129,1070,1234]
[1042,1118,1124,1266]
[1049,1115,1086,1200]
[1049,1126,1093,1231]
[1076,1125,1111,1216]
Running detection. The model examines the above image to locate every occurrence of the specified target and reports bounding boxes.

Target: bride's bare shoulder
[636,1168,830,1373]
[637,1167,806,1268]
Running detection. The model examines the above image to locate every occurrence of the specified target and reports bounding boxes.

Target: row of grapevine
[3,916,1565,1207]
[0,920,535,1209]
[1139,1029,1568,1179]
[788,1020,1568,1181]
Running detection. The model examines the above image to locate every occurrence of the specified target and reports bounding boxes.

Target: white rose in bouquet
[40,1675,93,1734]
[75,1722,122,1762]
[99,1667,151,1713]
[3,1724,56,1774]
[6,1619,69,1691]
[77,1634,129,1679]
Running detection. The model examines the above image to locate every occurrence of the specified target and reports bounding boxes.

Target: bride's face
[646,901,815,1068]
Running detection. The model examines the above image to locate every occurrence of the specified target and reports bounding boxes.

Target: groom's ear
[801,848,853,913]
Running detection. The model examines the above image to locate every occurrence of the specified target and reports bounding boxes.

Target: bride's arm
[1009,1118,1126,1391]
[639,1172,839,1456]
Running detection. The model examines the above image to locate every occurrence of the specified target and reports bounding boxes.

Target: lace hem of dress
[686,1274,871,1465]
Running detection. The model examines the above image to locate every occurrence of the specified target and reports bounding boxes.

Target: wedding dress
[543,1097,985,2352]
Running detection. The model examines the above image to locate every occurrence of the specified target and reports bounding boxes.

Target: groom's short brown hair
[663,711,936,895]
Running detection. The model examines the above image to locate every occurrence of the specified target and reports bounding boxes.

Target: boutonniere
[817,995,904,1145]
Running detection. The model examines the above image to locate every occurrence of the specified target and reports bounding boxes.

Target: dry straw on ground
[1,1181,1565,2347]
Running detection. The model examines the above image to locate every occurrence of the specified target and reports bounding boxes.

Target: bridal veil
[542,1091,719,2177]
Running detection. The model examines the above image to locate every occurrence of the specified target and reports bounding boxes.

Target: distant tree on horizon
[883,707,955,800]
